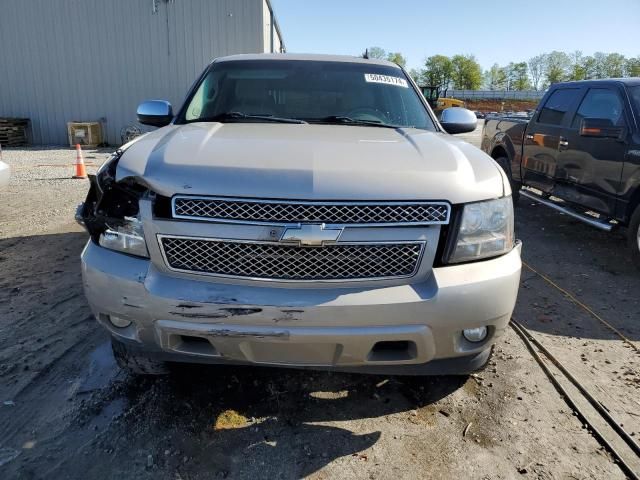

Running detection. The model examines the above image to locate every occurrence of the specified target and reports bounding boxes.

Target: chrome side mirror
[137,100,173,127]
[440,108,477,134]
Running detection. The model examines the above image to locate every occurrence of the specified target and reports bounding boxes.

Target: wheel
[494,156,520,204]
[111,339,169,375]
[471,345,494,373]
[628,206,640,269]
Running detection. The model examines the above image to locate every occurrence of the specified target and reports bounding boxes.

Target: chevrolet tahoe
[78,54,522,375]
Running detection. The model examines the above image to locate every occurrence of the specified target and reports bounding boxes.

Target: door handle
[559,137,569,149]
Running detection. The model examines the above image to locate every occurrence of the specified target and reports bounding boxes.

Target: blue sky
[270,0,640,71]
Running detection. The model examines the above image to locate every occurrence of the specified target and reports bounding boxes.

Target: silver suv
[78,54,521,375]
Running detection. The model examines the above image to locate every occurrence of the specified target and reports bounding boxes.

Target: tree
[544,51,571,85]
[528,55,546,90]
[366,47,387,60]
[592,52,608,78]
[484,63,507,90]
[422,55,453,97]
[503,63,517,90]
[408,68,424,84]
[626,57,640,77]
[568,51,586,81]
[603,53,626,78]
[450,54,483,90]
[582,55,598,79]
[511,62,530,90]
[387,52,407,68]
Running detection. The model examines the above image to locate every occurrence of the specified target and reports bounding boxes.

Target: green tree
[528,54,546,90]
[582,55,598,79]
[510,62,531,90]
[366,47,387,60]
[497,62,529,91]
[626,57,640,77]
[387,52,407,67]
[603,53,626,78]
[544,51,571,85]
[592,52,608,78]
[450,54,483,89]
[422,55,453,97]
[502,62,516,90]
[408,68,424,84]
[484,63,507,90]
[568,51,586,81]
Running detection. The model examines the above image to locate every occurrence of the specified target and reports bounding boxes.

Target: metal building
[0,0,285,145]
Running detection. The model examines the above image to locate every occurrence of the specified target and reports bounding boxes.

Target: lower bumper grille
[159,236,423,281]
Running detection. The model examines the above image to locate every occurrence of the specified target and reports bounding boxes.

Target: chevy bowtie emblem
[280,223,343,246]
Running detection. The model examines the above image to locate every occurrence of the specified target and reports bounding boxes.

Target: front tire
[628,206,640,269]
[111,339,169,375]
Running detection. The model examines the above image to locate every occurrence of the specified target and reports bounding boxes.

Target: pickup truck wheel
[111,339,169,375]
[628,207,640,269]
[494,156,520,204]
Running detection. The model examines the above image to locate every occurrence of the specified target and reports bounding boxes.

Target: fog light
[109,315,132,329]
[463,327,488,343]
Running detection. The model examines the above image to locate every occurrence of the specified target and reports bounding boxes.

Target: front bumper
[81,240,522,375]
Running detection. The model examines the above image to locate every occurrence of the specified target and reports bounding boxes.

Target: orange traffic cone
[73,144,87,179]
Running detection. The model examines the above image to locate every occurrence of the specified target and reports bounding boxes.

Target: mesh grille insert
[160,237,423,281]
[173,197,449,225]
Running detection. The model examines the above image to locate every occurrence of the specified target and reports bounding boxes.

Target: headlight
[449,197,514,263]
[99,216,149,258]
[95,150,122,192]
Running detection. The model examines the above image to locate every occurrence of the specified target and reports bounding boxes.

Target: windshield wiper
[192,111,307,124]
[310,116,404,129]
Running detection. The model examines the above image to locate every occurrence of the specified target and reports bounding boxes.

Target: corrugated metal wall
[0,0,273,145]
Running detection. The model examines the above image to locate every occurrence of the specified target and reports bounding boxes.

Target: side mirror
[137,100,173,127]
[440,108,478,134]
[579,118,623,139]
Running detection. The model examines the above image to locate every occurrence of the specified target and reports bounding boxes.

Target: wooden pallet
[0,118,29,146]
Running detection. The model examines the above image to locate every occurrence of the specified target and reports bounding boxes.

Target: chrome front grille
[159,236,424,281]
[172,196,450,225]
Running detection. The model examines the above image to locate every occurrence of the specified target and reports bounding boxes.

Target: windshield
[179,60,436,130]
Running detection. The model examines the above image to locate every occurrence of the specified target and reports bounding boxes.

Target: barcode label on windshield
[364,74,408,88]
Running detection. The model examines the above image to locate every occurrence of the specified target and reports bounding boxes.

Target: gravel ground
[0,133,639,479]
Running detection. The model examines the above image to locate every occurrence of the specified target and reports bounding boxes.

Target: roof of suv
[214,53,401,68]
[554,78,640,87]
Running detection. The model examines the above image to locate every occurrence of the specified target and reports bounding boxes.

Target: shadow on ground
[60,354,468,478]
[0,231,468,479]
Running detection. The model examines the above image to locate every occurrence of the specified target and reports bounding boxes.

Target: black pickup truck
[481,79,640,267]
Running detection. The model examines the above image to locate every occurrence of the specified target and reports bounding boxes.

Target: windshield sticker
[364,73,409,88]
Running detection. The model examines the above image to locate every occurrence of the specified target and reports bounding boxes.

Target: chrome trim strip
[157,234,426,283]
[170,195,451,227]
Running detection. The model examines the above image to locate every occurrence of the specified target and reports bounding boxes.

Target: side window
[537,88,580,126]
[571,88,625,128]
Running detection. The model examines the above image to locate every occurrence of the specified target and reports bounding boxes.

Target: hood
[116,123,504,204]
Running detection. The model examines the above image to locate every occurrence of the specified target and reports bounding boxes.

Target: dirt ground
[464,100,538,113]
[0,133,639,479]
